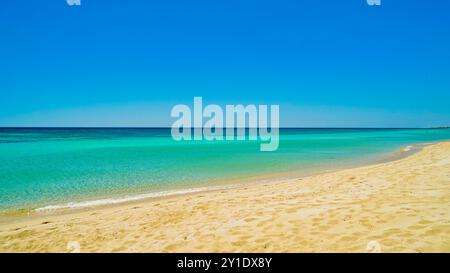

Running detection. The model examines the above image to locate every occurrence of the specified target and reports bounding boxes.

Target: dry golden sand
[1,142,449,253]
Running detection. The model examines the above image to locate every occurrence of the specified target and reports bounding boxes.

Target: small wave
[34,187,211,212]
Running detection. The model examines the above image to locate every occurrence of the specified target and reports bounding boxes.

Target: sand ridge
[0,142,449,252]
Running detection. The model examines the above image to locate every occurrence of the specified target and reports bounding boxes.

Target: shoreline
[1,141,449,252]
[0,141,429,218]
[0,141,429,224]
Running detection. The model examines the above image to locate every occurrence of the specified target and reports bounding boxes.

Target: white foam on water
[34,187,212,212]
[33,175,298,212]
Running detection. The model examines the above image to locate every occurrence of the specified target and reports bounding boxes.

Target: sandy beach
[0,141,449,253]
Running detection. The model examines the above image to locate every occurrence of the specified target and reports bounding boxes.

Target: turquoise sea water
[1,128,450,211]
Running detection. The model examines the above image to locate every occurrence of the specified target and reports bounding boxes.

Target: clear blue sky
[1,0,450,127]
